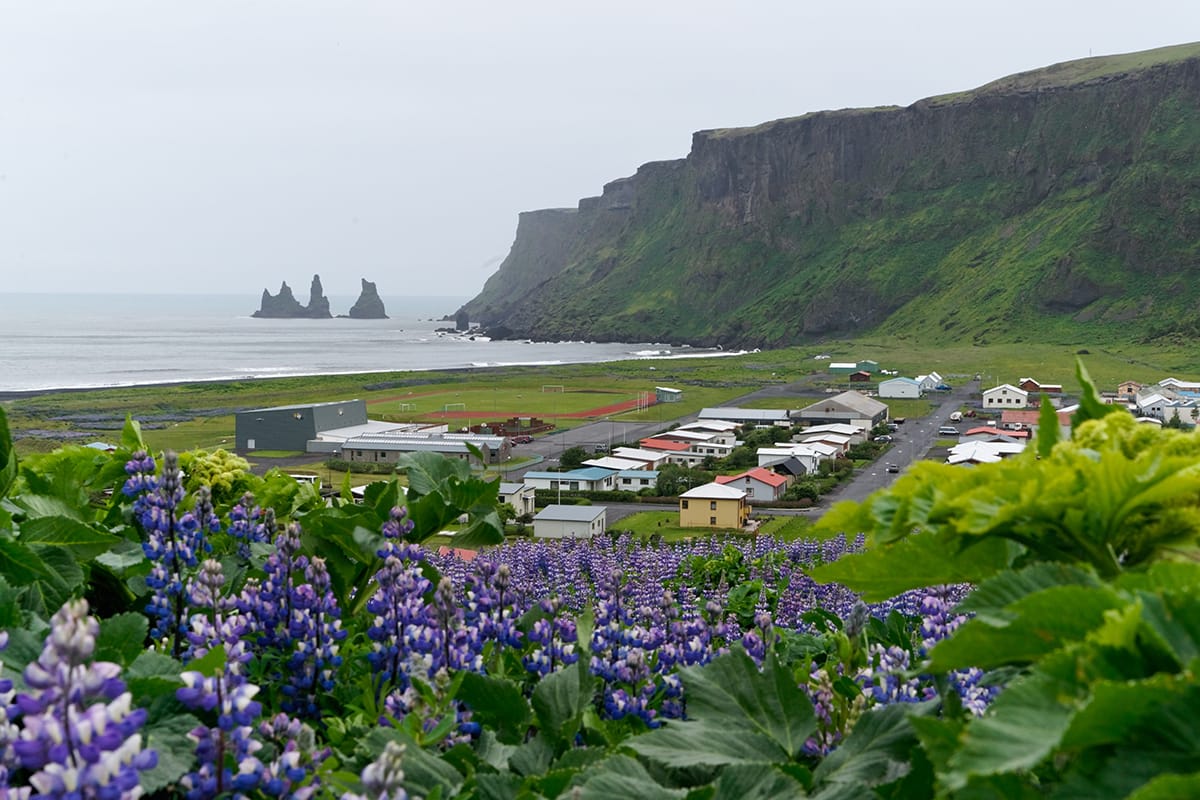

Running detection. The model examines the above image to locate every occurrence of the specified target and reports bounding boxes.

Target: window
[378,452,386,459]
[710,501,717,510]
[710,516,717,525]
[681,500,689,509]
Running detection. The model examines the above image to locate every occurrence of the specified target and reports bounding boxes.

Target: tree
[560,446,588,470]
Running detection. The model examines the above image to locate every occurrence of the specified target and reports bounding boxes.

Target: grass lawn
[881,398,935,419]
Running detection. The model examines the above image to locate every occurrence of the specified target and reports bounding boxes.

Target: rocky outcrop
[348,279,388,319]
[460,43,1200,348]
[253,274,332,318]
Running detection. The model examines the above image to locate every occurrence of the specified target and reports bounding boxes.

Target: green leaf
[571,755,687,799]
[531,660,596,745]
[96,613,148,667]
[0,408,16,500]
[185,645,227,678]
[140,712,202,794]
[944,671,1075,791]
[508,732,554,777]
[629,650,816,768]
[120,415,145,452]
[0,537,57,585]
[1125,772,1200,800]
[1059,675,1186,750]
[397,451,473,496]
[19,515,121,559]
[1072,358,1121,429]
[356,728,464,798]
[708,764,808,800]
[450,510,506,549]
[810,533,1018,602]
[0,575,22,628]
[928,584,1123,671]
[458,672,531,745]
[1036,396,1060,459]
[956,562,1101,622]
[811,702,930,796]
[95,539,148,571]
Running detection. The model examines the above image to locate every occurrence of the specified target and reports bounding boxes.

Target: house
[914,372,943,393]
[857,360,881,373]
[497,482,536,517]
[610,447,671,469]
[794,391,889,430]
[1158,378,1200,392]
[522,467,616,492]
[960,428,1029,443]
[878,377,922,399]
[848,370,872,383]
[761,456,808,479]
[1117,380,1143,401]
[982,384,1029,409]
[583,456,650,471]
[655,387,684,403]
[802,433,852,454]
[797,423,867,445]
[639,436,731,467]
[828,362,859,375]
[679,483,750,529]
[673,421,740,447]
[533,504,608,540]
[1135,392,1172,420]
[615,470,660,491]
[756,444,834,474]
[715,467,789,501]
[1000,409,1074,429]
[698,407,792,427]
[1018,378,1063,394]
[341,432,511,465]
[947,440,1026,465]
[236,399,369,451]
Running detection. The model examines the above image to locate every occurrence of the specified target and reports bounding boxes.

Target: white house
[714,467,790,501]
[914,372,944,393]
[797,423,867,445]
[878,377,922,399]
[582,456,650,471]
[802,433,852,454]
[533,505,607,539]
[698,407,791,427]
[522,468,616,492]
[497,482,536,517]
[615,470,660,491]
[982,384,1029,410]
[611,447,671,469]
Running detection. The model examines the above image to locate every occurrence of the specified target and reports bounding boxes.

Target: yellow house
[679,482,750,529]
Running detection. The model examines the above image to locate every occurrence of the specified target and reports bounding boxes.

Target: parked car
[874,434,894,443]
[886,464,900,473]
[937,426,959,436]
[893,417,906,425]
[511,435,533,444]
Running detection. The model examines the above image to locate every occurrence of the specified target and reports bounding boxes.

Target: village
[225,361,1194,543]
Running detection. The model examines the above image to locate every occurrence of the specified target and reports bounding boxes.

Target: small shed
[848,370,872,383]
[533,504,607,540]
[879,377,922,399]
[655,387,684,403]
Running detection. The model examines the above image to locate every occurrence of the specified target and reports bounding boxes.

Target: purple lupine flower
[176,665,264,799]
[242,523,309,651]
[280,558,347,719]
[6,600,157,800]
[228,493,272,560]
[341,740,409,800]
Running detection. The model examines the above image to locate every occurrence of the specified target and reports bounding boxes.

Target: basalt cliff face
[461,43,1200,347]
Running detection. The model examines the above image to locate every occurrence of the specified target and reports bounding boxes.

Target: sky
[2,1,1198,299]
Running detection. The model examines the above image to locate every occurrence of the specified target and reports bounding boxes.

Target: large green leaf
[397,451,474,496]
[19,515,121,559]
[140,712,203,794]
[956,562,1100,623]
[928,584,1123,671]
[96,612,149,667]
[0,407,16,500]
[531,660,597,745]
[0,536,57,585]
[458,672,532,745]
[570,755,687,799]
[629,650,816,768]
[810,533,1018,602]
[1036,396,1060,459]
[944,671,1075,791]
[120,415,145,451]
[708,764,809,799]
[810,702,930,797]
[1125,772,1200,800]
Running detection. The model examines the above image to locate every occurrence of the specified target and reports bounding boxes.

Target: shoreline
[0,348,752,402]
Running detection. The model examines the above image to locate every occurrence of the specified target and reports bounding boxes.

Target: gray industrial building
[235,400,368,451]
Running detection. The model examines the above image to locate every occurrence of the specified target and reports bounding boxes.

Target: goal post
[443,402,466,412]
[541,384,565,393]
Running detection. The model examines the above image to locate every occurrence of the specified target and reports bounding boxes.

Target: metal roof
[534,504,607,522]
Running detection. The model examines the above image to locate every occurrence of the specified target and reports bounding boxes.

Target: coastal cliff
[461,43,1200,347]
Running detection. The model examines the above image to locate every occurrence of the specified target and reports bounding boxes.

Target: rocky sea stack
[253,274,332,319]
[348,278,388,319]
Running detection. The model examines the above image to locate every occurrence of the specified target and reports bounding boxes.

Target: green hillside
[463,43,1200,349]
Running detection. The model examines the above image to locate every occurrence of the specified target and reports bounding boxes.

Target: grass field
[7,338,1200,456]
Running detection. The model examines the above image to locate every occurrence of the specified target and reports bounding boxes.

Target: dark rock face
[252,274,333,318]
[348,279,388,319]
[459,45,1200,347]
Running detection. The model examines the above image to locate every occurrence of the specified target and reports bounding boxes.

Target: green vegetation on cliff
[463,42,1200,349]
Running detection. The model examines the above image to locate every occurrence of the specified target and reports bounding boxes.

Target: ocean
[0,293,735,393]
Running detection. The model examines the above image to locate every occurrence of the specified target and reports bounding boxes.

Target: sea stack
[252,274,333,318]
[348,278,388,319]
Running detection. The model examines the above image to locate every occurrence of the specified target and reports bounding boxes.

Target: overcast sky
[2,1,1197,299]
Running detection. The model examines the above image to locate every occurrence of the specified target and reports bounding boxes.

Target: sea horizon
[1,291,742,394]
